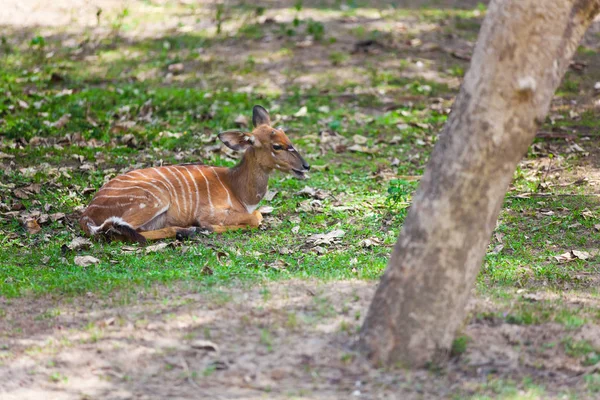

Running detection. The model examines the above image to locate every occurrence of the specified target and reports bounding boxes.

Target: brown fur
[79,106,309,243]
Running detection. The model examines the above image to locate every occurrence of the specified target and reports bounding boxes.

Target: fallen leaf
[68,237,92,251]
[14,183,41,200]
[190,340,219,352]
[43,113,71,128]
[279,247,292,255]
[13,188,30,199]
[553,251,575,263]
[352,134,368,145]
[296,186,329,200]
[294,106,308,117]
[291,226,300,234]
[121,245,140,254]
[234,115,249,127]
[306,229,345,246]
[18,99,29,109]
[264,190,278,201]
[267,259,287,270]
[145,243,169,253]
[49,212,65,222]
[25,218,41,234]
[258,206,274,214]
[0,152,15,159]
[319,130,347,153]
[522,293,545,302]
[74,255,100,267]
[120,133,138,147]
[348,144,378,154]
[572,250,591,260]
[168,63,184,73]
[495,232,505,243]
[490,244,504,255]
[361,238,381,248]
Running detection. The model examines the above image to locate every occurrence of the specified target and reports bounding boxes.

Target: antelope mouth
[292,168,309,180]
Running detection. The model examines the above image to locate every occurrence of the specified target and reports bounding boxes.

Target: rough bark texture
[359,0,600,367]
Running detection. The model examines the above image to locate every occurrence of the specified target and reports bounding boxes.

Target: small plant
[307,19,325,41]
[563,337,599,366]
[585,374,600,393]
[451,335,470,357]
[215,3,225,34]
[285,312,298,329]
[386,179,418,207]
[49,372,67,383]
[260,329,273,352]
[29,35,46,52]
[329,51,348,66]
[110,8,130,38]
[341,352,354,364]
[259,287,271,301]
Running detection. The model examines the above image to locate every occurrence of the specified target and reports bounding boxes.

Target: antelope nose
[303,163,310,171]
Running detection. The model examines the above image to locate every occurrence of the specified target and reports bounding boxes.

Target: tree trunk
[359,0,600,367]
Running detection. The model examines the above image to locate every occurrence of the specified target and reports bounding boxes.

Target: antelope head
[219,105,311,179]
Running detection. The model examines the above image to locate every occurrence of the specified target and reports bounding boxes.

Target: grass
[1,1,600,396]
[0,0,598,300]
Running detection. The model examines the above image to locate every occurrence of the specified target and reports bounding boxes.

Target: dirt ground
[2,0,600,398]
[1,280,598,399]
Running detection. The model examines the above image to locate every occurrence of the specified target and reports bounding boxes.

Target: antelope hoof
[252,210,263,225]
[176,227,199,241]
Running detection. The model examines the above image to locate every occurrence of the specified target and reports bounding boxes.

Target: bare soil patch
[1,280,599,399]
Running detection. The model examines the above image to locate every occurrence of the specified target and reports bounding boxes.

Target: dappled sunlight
[2,0,600,397]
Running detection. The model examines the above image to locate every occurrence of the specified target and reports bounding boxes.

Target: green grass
[1,1,600,399]
[0,1,598,309]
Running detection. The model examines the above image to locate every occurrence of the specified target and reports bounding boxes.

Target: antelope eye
[272,144,283,151]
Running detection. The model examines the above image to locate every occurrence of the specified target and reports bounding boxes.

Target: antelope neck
[227,147,271,210]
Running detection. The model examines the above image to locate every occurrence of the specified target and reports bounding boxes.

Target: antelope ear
[218,130,255,151]
[252,105,271,127]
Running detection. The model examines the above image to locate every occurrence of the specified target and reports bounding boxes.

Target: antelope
[79,105,310,244]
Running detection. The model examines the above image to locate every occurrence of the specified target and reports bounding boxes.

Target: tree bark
[359,0,600,367]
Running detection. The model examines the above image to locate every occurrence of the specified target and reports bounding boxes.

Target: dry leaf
[495,232,505,243]
[13,188,30,199]
[553,252,573,263]
[264,190,278,201]
[294,106,308,117]
[352,134,368,145]
[348,144,378,154]
[306,229,345,246]
[44,114,71,128]
[234,115,249,127]
[572,250,591,260]
[167,63,184,73]
[68,237,92,251]
[74,255,100,267]
[319,130,347,153]
[50,212,66,222]
[190,340,219,352]
[14,183,41,200]
[25,218,41,234]
[361,238,381,248]
[258,206,274,214]
[490,244,504,255]
[145,243,169,253]
[296,186,328,200]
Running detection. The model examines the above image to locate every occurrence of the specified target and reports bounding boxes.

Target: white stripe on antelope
[79,105,310,243]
